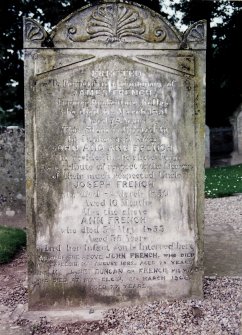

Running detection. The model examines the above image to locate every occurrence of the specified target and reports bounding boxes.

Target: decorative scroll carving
[66,4,167,44]
[181,20,206,49]
[153,27,166,42]
[87,4,145,42]
[25,18,47,42]
[186,23,205,42]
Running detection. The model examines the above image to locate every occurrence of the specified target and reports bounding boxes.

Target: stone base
[11,304,106,323]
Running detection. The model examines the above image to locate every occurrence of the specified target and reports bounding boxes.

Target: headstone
[238,112,242,155]
[0,127,25,226]
[24,2,206,311]
[205,125,210,168]
[210,127,233,167]
[230,106,242,165]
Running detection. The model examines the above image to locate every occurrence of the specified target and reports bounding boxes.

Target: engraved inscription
[24,2,205,309]
[33,55,196,302]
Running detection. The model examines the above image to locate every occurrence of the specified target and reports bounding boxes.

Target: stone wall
[0,127,26,227]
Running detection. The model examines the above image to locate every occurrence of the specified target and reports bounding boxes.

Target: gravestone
[210,127,233,167]
[237,111,242,156]
[24,1,206,311]
[0,127,25,227]
[231,106,242,165]
[237,111,242,155]
[205,125,210,167]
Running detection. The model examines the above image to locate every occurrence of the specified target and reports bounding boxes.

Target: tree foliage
[169,0,242,126]
[0,0,161,126]
[210,6,242,126]
[0,0,241,126]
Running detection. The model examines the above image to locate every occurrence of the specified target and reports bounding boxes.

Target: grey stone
[24,1,206,311]
[0,127,25,226]
[205,125,210,168]
[231,105,242,164]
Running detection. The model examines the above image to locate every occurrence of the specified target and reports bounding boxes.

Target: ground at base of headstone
[0,251,241,335]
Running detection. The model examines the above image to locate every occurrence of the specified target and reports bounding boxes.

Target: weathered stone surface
[231,105,242,164]
[205,125,210,168]
[0,127,25,226]
[24,2,206,311]
[237,111,242,154]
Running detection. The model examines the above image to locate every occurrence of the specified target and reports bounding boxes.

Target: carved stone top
[23,1,206,49]
[23,18,48,47]
[86,4,147,43]
[182,21,206,49]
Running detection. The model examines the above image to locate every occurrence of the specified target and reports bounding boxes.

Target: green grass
[0,226,26,264]
[205,164,242,198]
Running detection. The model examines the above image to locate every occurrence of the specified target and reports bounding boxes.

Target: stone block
[24,1,206,311]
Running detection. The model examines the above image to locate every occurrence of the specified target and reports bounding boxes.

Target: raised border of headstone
[24,1,206,312]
